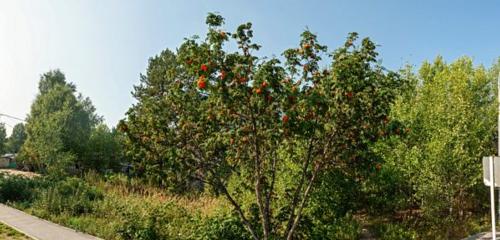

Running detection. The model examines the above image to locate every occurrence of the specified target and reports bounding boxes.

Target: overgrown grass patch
[1,173,239,240]
[0,172,491,239]
[0,222,31,240]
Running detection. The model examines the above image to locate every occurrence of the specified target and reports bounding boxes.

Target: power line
[0,113,25,122]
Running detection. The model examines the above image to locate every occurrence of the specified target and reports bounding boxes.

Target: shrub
[193,210,251,240]
[362,162,411,215]
[310,170,361,218]
[115,209,157,240]
[295,170,361,239]
[373,223,417,240]
[0,174,37,203]
[115,201,196,240]
[149,201,195,239]
[306,214,361,240]
[33,177,103,216]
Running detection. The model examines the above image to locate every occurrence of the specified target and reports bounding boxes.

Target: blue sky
[1,0,499,134]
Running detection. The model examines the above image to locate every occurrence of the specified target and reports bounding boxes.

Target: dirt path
[0,169,40,178]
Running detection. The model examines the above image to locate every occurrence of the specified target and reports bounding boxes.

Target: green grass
[1,172,488,239]
[0,222,31,240]
[3,173,233,240]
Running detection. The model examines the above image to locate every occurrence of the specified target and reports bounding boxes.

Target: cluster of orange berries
[197,64,209,89]
[282,114,289,124]
[196,63,290,124]
[197,63,245,90]
[254,81,268,95]
[197,75,207,89]
[298,43,311,55]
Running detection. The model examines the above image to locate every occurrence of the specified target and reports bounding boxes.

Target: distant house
[0,154,16,168]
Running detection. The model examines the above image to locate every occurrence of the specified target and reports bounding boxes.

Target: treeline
[4,13,499,239]
[0,122,26,154]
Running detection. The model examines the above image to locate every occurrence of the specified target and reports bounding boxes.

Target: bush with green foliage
[0,174,37,203]
[361,57,499,239]
[378,58,495,220]
[84,124,124,172]
[373,223,417,240]
[193,210,252,240]
[33,177,103,216]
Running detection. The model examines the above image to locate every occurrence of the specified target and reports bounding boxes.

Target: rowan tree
[121,14,403,239]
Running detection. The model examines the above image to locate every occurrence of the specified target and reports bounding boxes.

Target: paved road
[464,231,500,240]
[0,204,102,240]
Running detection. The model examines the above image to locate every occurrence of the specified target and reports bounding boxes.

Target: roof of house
[1,154,16,159]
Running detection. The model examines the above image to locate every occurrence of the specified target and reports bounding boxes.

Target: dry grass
[0,169,40,179]
[84,172,227,217]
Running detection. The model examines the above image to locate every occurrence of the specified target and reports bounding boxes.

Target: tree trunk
[286,163,320,240]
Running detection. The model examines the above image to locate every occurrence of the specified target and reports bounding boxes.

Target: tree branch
[249,103,269,240]
[264,148,278,237]
[286,162,320,240]
[285,138,314,234]
[217,179,260,240]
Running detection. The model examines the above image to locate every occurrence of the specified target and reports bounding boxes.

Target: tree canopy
[0,123,6,154]
[6,123,26,153]
[373,57,497,227]
[120,13,406,239]
[19,70,101,175]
